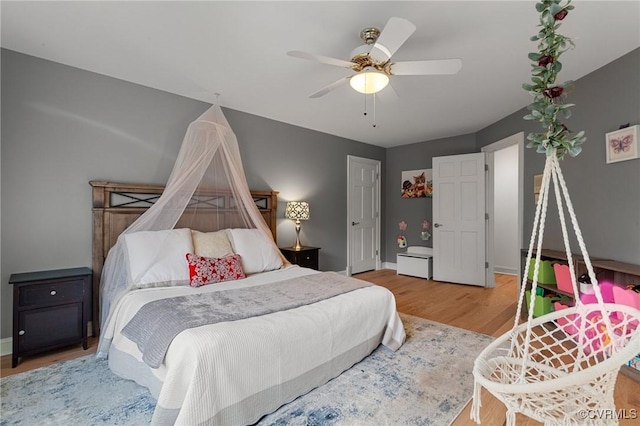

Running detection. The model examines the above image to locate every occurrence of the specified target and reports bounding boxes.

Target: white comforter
[104,265,405,425]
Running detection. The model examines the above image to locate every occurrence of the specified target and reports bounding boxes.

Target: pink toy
[579,281,615,304]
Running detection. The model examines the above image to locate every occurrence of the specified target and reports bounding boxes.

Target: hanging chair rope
[471,150,640,425]
[514,152,618,371]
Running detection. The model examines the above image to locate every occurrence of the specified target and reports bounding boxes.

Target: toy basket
[472,152,640,425]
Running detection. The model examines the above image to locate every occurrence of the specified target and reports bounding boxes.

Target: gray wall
[223,108,386,271]
[383,134,477,262]
[2,46,639,341]
[476,48,640,264]
[0,49,384,339]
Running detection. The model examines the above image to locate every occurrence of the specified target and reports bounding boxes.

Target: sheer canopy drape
[97,105,282,355]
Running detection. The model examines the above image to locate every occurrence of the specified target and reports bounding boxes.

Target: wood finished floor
[2,270,639,425]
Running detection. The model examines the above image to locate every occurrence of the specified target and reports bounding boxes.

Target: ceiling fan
[287,17,462,98]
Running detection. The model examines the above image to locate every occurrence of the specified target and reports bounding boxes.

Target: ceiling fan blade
[392,59,462,75]
[375,82,399,102]
[369,17,416,62]
[309,76,351,98]
[287,50,355,69]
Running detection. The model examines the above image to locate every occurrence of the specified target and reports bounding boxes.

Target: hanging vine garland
[523,0,586,159]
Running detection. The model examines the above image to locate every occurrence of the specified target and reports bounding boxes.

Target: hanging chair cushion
[185,253,246,287]
[229,228,283,274]
[123,228,193,288]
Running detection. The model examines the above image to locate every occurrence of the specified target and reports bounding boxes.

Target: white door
[347,156,381,275]
[432,152,486,286]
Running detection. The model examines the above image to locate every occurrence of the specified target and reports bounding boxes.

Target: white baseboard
[1,337,12,357]
[342,264,395,276]
[382,262,397,270]
[494,266,518,275]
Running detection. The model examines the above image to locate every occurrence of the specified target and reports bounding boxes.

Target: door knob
[352,221,360,226]
[434,223,442,228]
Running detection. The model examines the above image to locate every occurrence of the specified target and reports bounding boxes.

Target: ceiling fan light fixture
[349,69,389,94]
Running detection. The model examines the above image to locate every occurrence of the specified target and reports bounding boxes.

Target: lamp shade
[285,201,310,221]
[349,69,389,94]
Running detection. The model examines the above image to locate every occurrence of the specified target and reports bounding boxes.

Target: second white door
[432,152,486,286]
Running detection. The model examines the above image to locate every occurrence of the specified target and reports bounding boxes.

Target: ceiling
[2,1,639,148]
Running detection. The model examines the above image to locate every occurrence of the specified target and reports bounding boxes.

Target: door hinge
[484,164,489,171]
[376,250,379,255]
[485,213,489,220]
[485,262,489,269]
[376,172,380,180]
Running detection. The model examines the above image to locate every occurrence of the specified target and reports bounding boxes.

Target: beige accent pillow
[191,229,234,259]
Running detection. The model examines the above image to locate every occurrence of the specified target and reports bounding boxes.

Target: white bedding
[104,265,405,425]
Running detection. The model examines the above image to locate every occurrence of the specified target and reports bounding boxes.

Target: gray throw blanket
[122,272,372,368]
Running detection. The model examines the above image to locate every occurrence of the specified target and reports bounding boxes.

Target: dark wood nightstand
[280,246,320,270]
[9,267,92,368]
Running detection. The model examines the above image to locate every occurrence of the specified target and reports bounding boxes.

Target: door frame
[481,132,524,288]
[346,155,381,276]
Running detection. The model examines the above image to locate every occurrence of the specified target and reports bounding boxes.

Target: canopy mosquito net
[97,105,285,356]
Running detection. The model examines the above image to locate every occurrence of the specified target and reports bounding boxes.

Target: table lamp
[285,201,310,250]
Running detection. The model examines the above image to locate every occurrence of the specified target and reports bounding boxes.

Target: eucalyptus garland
[523,0,586,158]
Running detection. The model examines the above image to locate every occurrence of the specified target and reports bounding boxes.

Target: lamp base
[293,222,302,250]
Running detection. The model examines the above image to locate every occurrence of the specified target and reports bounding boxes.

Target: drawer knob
[18,330,25,336]
[50,290,57,296]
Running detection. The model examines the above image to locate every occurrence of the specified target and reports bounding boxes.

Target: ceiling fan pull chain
[373,93,377,128]
[363,92,368,116]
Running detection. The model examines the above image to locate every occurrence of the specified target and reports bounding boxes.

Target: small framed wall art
[605,125,639,164]
[401,169,432,198]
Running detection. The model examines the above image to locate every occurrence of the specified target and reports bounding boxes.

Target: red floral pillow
[185,253,246,287]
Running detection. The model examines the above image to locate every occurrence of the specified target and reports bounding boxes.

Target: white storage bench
[397,246,433,279]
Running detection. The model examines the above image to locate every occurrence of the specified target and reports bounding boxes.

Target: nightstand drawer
[19,279,85,307]
[296,253,317,269]
[280,246,320,270]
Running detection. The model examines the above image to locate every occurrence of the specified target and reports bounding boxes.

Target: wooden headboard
[90,180,278,334]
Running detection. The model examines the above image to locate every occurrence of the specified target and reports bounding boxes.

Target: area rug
[1,314,493,425]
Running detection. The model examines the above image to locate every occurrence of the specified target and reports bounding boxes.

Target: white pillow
[191,229,234,258]
[123,228,193,288]
[228,228,283,274]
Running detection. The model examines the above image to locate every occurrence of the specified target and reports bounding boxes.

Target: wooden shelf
[536,282,575,299]
[520,248,640,383]
[587,259,640,276]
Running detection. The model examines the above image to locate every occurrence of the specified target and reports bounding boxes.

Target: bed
[91,181,406,425]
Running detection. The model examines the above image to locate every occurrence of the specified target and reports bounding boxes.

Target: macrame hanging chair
[472,150,640,425]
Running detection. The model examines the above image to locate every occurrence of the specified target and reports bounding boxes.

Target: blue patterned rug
[1,314,492,425]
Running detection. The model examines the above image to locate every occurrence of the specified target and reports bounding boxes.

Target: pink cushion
[185,253,246,287]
